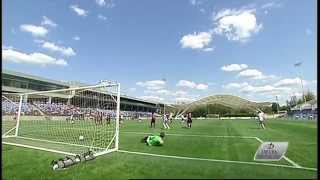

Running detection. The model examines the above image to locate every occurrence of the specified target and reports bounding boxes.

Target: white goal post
[2,82,120,157]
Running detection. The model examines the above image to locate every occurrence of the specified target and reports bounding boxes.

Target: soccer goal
[2,82,120,157]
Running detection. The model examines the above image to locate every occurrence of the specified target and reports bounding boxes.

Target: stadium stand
[288,99,317,120]
[2,69,163,119]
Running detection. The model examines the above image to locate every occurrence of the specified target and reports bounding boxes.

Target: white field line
[118,150,317,171]
[121,131,257,139]
[254,137,303,168]
[11,136,105,150]
[2,142,76,156]
[121,132,316,171]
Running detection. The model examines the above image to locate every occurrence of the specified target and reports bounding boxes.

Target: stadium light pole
[294,61,307,104]
[276,95,280,117]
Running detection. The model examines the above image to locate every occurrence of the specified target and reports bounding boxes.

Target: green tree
[297,98,304,105]
[271,102,280,113]
[303,91,316,102]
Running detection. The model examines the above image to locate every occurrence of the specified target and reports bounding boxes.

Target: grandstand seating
[2,100,153,119]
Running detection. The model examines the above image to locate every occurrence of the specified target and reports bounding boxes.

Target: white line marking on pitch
[2,142,76,156]
[121,132,315,171]
[254,137,302,168]
[121,131,257,139]
[118,150,317,171]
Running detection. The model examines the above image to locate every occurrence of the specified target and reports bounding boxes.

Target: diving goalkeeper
[141,132,165,146]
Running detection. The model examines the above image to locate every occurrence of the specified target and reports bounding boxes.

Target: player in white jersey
[163,113,170,129]
[258,110,266,129]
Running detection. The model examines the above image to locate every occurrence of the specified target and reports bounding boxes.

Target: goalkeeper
[141,132,165,146]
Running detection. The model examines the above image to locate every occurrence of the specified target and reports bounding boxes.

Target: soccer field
[2,118,317,179]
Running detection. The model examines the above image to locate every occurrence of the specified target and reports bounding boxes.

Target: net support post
[115,83,120,150]
[14,95,23,137]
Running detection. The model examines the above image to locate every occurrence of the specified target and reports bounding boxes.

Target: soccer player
[141,132,165,146]
[258,110,266,129]
[187,112,192,128]
[150,112,156,128]
[120,114,124,127]
[169,113,173,124]
[163,113,170,129]
[106,113,111,126]
[181,114,185,124]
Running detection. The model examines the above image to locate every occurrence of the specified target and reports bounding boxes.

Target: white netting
[2,84,119,156]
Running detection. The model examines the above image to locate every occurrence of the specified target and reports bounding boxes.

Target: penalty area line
[118,150,317,172]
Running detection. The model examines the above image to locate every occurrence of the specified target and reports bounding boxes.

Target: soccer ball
[71,120,75,124]
[79,136,84,141]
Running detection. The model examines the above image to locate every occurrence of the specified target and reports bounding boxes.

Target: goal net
[2,83,120,157]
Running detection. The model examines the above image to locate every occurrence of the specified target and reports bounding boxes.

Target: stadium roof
[2,69,162,105]
[3,69,70,87]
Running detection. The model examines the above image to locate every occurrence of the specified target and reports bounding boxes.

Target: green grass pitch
[2,118,317,179]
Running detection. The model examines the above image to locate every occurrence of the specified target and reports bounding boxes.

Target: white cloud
[274,78,307,87]
[196,83,209,90]
[237,69,274,80]
[41,16,57,27]
[238,69,262,78]
[240,84,276,93]
[290,92,303,98]
[177,80,196,88]
[202,47,214,52]
[128,88,136,92]
[139,96,164,102]
[98,14,107,20]
[70,5,88,16]
[156,89,171,95]
[136,80,166,90]
[223,82,249,89]
[2,48,67,66]
[221,64,248,72]
[96,0,106,6]
[239,84,289,95]
[41,41,76,56]
[190,0,197,5]
[2,45,14,49]
[73,36,80,41]
[189,0,203,6]
[261,2,282,9]
[174,90,188,96]
[96,0,115,8]
[176,80,208,90]
[213,8,262,42]
[175,97,195,103]
[20,24,48,37]
[180,32,212,50]
[145,89,172,96]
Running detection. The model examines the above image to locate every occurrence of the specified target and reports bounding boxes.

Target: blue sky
[3,0,317,105]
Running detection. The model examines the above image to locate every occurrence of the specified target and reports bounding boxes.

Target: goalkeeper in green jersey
[141,132,165,146]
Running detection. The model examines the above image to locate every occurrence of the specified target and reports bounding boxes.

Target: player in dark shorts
[187,112,192,128]
[150,112,156,128]
[106,113,111,125]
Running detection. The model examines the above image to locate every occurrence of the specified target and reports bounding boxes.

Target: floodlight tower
[276,95,280,114]
[293,61,307,104]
